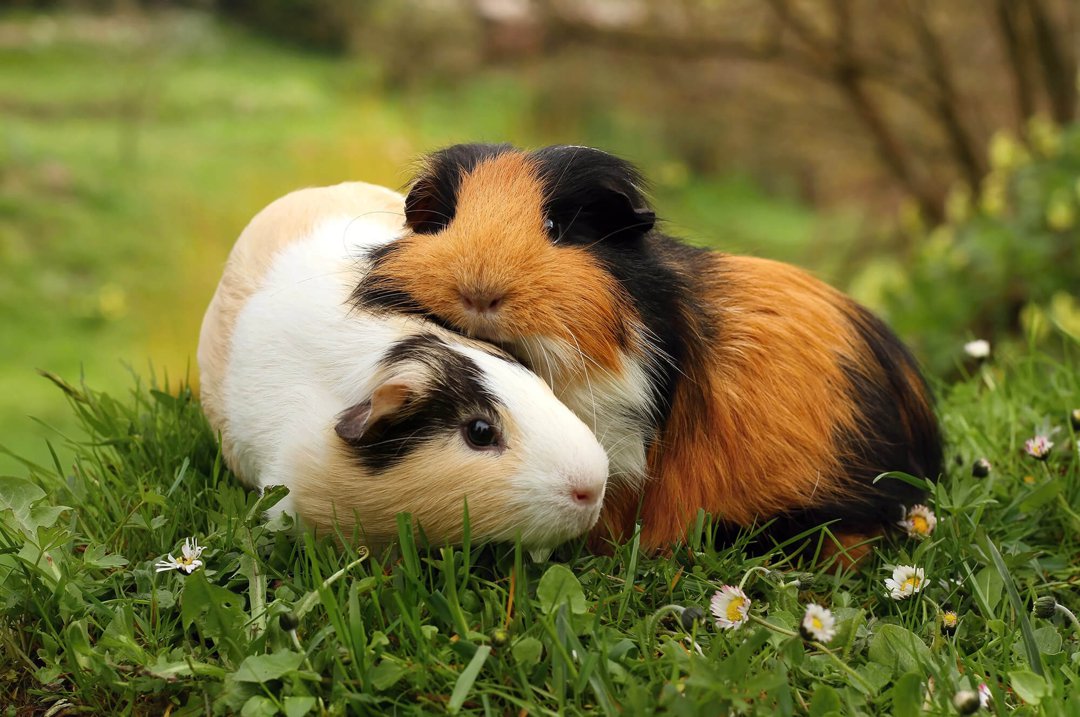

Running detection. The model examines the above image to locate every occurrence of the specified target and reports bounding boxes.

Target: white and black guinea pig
[197,182,609,549]
[353,144,944,560]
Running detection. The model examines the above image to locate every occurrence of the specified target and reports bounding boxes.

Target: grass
[1,342,1078,715]
[0,10,842,475]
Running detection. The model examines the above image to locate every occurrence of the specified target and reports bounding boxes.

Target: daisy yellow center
[903,575,921,591]
[811,616,823,630]
[911,515,929,534]
[179,556,197,567]
[726,597,746,622]
[943,613,957,626]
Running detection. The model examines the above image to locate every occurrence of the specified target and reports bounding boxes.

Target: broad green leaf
[0,477,68,535]
[233,650,305,683]
[283,697,317,717]
[1009,669,1048,704]
[82,543,128,570]
[808,685,841,717]
[536,564,587,615]
[868,625,931,676]
[512,637,543,668]
[891,672,925,715]
[179,570,248,657]
[370,658,408,691]
[448,645,491,714]
[240,695,279,717]
[1033,625,1063,655]
[971,565,1004,613]
[856,662,892,695]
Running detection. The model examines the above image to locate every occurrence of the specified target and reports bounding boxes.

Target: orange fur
[592,256,868,548]
[367,154,632,375]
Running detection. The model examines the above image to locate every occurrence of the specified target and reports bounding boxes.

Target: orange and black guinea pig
[353,143,944,557]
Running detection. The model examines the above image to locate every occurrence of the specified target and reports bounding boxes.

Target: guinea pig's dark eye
[463,418,500,450]
[543,217,560,242]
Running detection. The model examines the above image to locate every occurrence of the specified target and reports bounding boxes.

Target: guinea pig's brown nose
[460,289,505,314]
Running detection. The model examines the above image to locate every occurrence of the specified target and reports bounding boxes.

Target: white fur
[222,215,609,547]
[513,335,653,490]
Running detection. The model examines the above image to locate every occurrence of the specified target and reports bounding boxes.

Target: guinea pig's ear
[535,146,656,241]
[588,187,656,240]
[334,379,418,446]
[403,176,450,235]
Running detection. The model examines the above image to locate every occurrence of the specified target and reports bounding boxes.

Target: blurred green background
[1,1,1078,474]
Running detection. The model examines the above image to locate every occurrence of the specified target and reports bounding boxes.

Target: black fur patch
[527,145,714,426]
[773,302,944,538]
[342,333,504,473]
[404,143,514,234]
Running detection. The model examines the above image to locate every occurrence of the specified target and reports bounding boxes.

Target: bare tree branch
[905,0,986,188]
[993,0,1036,123]
[1025,0,1077,123]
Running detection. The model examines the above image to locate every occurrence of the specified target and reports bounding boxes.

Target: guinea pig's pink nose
[460,290,505,314]
[568,478,604,507]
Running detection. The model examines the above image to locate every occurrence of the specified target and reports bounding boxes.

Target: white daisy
[885,565,926,600]
[1024,435,1053,460]
[963,339,990,359]
[899,504,937,539]
[800,604,837,643]
[710,585,750,629]
[155,536,205,574]
[978,683,991,708]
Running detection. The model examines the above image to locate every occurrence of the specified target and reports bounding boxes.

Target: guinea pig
[351,144,944,557]
[197,181,610,550]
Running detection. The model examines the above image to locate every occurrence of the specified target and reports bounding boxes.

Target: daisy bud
[792,572,818,589]
[971,458,991,478]
[1033,596,1058,619]
[489,628,510,647]
[278,611,300,631]
[941,609,959,636]
[1070,409,1080,431]
[679,606,706,631]
[952,689,982,714]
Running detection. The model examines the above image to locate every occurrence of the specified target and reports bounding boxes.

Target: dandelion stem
[749,614,798,637]
[737,566,771,590]
[1057,604,1080,637]
[648,604,685,634]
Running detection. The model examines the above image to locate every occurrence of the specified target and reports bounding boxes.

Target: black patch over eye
[463,418,500,449]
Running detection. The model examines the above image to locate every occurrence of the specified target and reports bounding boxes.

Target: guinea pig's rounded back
[198,181,404,476]
[285,332,609,549]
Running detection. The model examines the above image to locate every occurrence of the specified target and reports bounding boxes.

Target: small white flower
[964,339,990,359]
[1024,435,1053,460]
[800,604,837,643]
[978,683,991,708]
[710,585,750,629]
[885,565,926,600]
[899,504,937,539]
[155,537,205,574]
